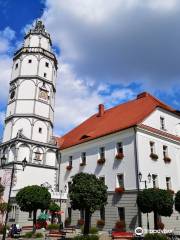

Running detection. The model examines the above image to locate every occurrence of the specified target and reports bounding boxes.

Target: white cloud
[0,111,5,126]
[0,27,15,53]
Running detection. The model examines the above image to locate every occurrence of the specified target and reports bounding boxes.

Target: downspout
[56,149,61,192]
[134,126,142,227]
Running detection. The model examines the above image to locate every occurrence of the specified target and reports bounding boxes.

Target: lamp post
[138,172,152,230]
[59,185,67,226]
[1,155,27,240]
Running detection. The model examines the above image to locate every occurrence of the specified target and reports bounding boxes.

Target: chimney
[98,104,105,117]
[137,92,149,99]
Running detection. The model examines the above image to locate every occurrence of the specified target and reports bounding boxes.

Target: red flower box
[97,158,106,165]
[80,162,86,167]
[115,152,124,160]
[164,156,171,163]
[96,219,105,227]
[66,165,72,171]
[115,187,125,193]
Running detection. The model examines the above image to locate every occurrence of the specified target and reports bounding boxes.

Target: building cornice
[137,124,180,144]
[0,161,58,170]
[10,76,56,92]
[0,136,59,149]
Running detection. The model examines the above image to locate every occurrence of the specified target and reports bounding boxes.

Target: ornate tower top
[25,20,52,45]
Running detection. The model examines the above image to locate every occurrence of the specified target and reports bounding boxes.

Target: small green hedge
[81,227,98,234]
[144,233,168,240]
[24,231,44,238]
[73,235,99,240]
[46,224,59,230]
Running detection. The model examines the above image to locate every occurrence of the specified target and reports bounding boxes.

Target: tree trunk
[154,211,158,230]
[51,213,54,224]
[33,210,37,233]
[83,209,90,235]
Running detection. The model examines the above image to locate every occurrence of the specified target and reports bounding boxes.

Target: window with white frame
[81,152,86,165]
[160,117,166,130]
[116,142,123,154]
[99,147,105,159]
[152,174,158,188]
[117,174,124,188]
[150,141,155,154]
[163,145,168,158]
[69,156,73,166]
[166,177,171,190]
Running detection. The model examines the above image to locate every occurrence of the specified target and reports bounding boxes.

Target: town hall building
[0,20,180,232]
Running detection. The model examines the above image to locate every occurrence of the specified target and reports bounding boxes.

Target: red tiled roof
[58,92,177,150]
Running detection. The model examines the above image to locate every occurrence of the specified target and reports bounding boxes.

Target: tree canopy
[137,188,173,229]
[16,185,51,231]
[49,202,60,223]
[69,172,108,234]
[175,191,180,213]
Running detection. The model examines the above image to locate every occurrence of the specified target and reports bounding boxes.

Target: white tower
[0,21,59,225]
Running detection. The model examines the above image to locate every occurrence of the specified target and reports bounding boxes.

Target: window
[28,211,32,219]
[68,207,72,219]
[118,207,125,221]
[117,142,123,154]
[99,176,105,184]
[150,141,155,154]
[166,177,171,190]
[117,174,124,187]
[44,73,47,78]
[81,152,86,165]
[80,209,85,219]
[160,117,165,130]
[152,174,158,188]
[15,63,18,69]
[39,128,42,133]
[69,156,73,166]
[100,207,105,220]
[45,62,49,67]
[28,59,32,63]
[99,147,105,159]
[163,145,168,158]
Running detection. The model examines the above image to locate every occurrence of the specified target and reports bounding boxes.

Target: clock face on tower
[39,89,48,101]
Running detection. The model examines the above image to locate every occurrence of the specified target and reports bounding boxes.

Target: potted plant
[164,156,171,163]
[96,219,105,229]
[115,187,125,193]
[115,220,126,231]
[66,165,72,171]
[150,153,158,160]
[115,152,124,160]
[77,218,84,226]
[97,158,106,165]
[157,221,164,230]
[65,217,71,227]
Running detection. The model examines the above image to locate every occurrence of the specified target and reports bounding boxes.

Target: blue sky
[0,0,180,138]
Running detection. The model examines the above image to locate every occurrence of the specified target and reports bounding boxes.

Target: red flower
[77,219,84,226]
[115,152,124,160]
[97,158,106,165]
[66,165,72,170]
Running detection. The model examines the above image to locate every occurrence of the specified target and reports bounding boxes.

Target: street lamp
[1,155,27,240]
[138,172,152,230]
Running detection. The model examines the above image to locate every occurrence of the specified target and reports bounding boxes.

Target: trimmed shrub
[35,232,44,238]
[89,227,98,234]
[24,231,33,238]
[47,224,59,230]
[73,235,99,240]
[144,233,168,240]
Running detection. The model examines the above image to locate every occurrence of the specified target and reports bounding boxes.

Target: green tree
[16,185,51,232]
[137,188,173,229]
[49,202,60,223]
[69,173,108,235]
[175,191,180,213]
